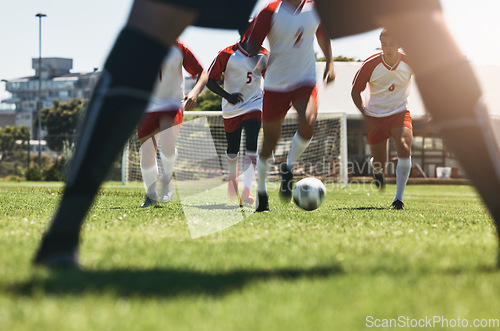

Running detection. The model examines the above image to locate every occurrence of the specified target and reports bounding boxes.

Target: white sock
[395,157,411,202]
[140,140,159,199]
[159,151,177,184]
[257,157,269,194]
[287,131,311,170]
[141,165,158,199]
[243,151,257,190]
[226,153,238,180]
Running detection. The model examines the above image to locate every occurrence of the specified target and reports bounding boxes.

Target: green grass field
[1,181,500,330]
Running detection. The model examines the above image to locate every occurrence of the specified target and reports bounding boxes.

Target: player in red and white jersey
[207,27,268,205]
[351,29,413,210]
[246,0,335,212]
[138,40,207,207]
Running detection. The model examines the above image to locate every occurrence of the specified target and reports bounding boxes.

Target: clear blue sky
[1,0,500,100]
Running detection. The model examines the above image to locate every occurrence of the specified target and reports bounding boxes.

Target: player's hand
[323,61,335,84]
[226,92,244,105]
[183,92,198,111]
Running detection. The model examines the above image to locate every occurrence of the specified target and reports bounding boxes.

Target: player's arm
[179,43,208,110]
[184,70,208,111]
[206,79,243,105]
[246,4,274,56]
[316,25,335,84]
[350,88,365,116]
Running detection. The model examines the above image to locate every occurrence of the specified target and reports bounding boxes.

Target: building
[316,61,500,178]
[1,57,100,136]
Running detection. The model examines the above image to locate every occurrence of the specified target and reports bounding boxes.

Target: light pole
[36,13,46,168]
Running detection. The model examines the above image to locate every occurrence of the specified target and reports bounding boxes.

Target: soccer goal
[122,110,348,187]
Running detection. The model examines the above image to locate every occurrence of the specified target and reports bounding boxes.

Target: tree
[193,88,223,112]
[40,98,86,152]
[0,125,30,163]
[316,55,361,62]
[190,74,224,112]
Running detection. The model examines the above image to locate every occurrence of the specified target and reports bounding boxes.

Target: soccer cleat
[241,187,255,205]
[373,171,386,190]
[34,250,79,269]
[255,191,269,212]
[160,176,174,202]
[227,177,239,201]
[279,163,293,201]
[391,200,405,210]
[141,195,157,207]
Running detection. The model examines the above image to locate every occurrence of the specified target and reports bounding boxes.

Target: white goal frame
[122,110,348,188]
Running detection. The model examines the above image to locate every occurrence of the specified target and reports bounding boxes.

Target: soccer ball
[292,177,326,211]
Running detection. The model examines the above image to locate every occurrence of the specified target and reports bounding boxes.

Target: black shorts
[148,0,258,30]
[315,0,442,38]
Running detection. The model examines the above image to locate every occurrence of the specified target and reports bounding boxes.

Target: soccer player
[206,26,268,205]
[351,29,413,210]
[33,0,500,268]
[139,40,207,207]
[314,0,500,261]
[33,0,260,267]
[246,0,335,212]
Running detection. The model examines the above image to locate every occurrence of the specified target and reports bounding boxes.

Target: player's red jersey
[247,0,320,92]
[208,42,267,119]
[146,41,204,113]
[352,52,413,117]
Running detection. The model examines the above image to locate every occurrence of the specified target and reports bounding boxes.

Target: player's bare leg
[158,116,180,202]
[140,135,160,206]
[33,1,197,267]
[390,126,412,209]
[369,140,388,191]
[280,93,316,200]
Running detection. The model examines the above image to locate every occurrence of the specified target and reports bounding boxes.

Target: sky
[1,0,500,101]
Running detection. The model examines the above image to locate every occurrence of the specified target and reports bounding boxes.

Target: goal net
[122,110,348,188]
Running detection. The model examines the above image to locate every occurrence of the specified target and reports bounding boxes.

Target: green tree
[190,74,225,112]
[193,88,223,112]
[39,98,86,152]
[316,55,361,62]
[0,125,30,163]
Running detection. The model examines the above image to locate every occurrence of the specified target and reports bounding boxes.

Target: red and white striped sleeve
[247,0,280,49]
[178,42,204,79]
[352,53,382,92]
[208,44,237,81]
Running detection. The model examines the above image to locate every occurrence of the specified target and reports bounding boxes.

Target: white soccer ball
[292,177,326,211]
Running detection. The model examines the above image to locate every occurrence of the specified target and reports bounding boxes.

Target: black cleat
[373,171,386,190]
[279,163,293,201]
[141,195,157,207]
[34,251,79,269]
[391,200,405,210]
[255,192,269,212]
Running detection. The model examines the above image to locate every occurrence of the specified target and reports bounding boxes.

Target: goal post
[122,110,348,188]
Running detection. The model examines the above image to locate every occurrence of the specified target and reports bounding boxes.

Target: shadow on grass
[184,203,242,210]
[333,207,387,211]
[12,265,343,298]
